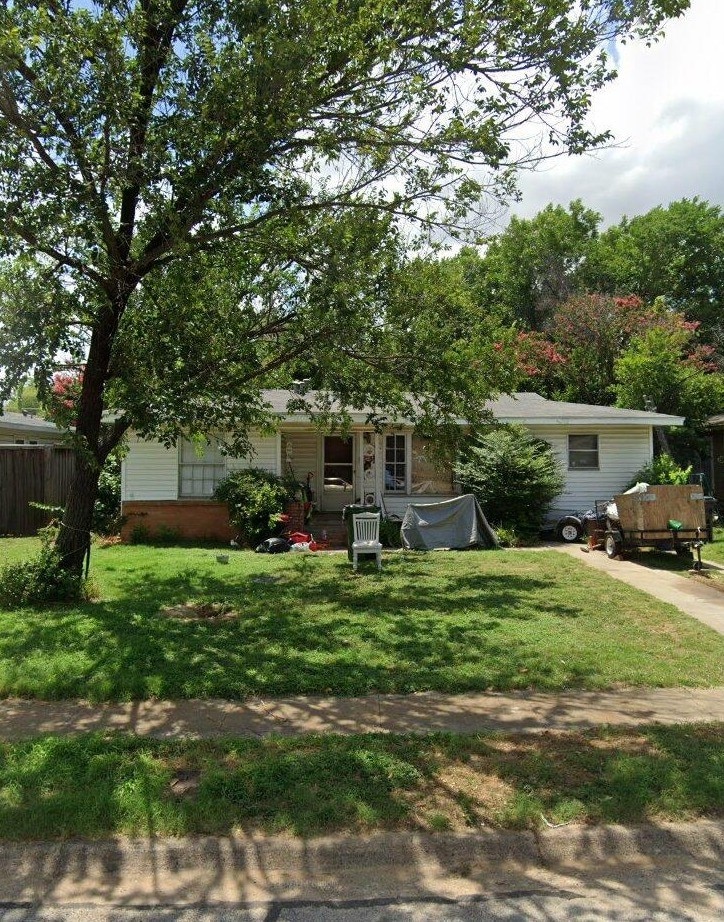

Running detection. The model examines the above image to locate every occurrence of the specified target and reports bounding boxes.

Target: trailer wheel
[604,534,621,559]
[556,516,583,543]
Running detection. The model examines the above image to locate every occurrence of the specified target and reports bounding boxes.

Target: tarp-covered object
[401,494,498,550]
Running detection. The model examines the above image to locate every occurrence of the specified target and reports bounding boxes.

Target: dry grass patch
[0,724,722,839]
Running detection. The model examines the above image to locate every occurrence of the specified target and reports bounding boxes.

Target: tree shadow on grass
[1,726,722,841]
[0,552,635,701]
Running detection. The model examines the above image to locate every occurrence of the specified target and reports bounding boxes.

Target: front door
[322,435,355,511]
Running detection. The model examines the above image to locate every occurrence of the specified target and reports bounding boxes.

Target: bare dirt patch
[169,768,202,798]
[690,569,724,593]
[160,601,238,621]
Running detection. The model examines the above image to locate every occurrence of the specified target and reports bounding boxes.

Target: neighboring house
[120,390,684,541]
[0,411,66,444]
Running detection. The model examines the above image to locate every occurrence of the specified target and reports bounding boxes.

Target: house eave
[0,417,66,437]
[275,412,685,429]
[497,414,685,428]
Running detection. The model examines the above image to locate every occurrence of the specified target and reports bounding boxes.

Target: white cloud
[512,0,724,228]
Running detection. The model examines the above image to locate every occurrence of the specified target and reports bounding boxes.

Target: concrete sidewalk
[553,543,724,635]
[2,685,724,741]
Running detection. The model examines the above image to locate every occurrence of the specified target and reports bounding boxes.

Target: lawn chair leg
[353,550,358,571]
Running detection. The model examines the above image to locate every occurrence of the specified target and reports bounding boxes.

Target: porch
[280,426,459,518]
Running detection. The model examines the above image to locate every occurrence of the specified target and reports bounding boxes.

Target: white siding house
[122,437,179,501]
[526,424,654,517]
[120,390,683,539]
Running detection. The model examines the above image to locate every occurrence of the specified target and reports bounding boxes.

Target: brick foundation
[121,500,233,543]
[283,501,308,533]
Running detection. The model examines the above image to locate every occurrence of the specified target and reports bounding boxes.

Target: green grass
[0,725,722,839]
[704,528,724,565]
[1,538,724,701]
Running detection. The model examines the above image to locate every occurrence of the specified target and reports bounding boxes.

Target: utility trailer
[603,484,708,567]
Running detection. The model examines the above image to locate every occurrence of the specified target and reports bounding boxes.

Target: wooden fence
[0,446,76,537]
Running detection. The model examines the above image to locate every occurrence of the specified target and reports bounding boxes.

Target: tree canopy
[479,201,602,329]
[418,193,724,466]
[0,0,690,568]
[583,198,724,340]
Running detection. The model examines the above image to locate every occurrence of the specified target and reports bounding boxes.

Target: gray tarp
[400,494,499,550]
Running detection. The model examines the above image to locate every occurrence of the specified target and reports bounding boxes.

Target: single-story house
[120,390,684,542]
[0,411,66,444]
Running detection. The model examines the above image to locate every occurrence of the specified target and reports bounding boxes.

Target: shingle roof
[0,411,65,434]
[261,390,684,428]
[487,392,684,425]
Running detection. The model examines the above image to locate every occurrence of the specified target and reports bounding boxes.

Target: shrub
[456,425,564,536]
[155,525,181,545]
[215,468,294,546]
[626,453,692,489]
[0,543,91,606]
[128,523,151,544]
[92,453,122,536]
[494,525,523,548]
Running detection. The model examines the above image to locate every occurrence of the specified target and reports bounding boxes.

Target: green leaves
[0,0,692,497]
[614,327,724,430]
[457,425,565,534]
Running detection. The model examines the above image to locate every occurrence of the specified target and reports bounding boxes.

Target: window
[384,433,407,492]
[568,434,599,470]
[411,435,456,495]
[179,440,226,497]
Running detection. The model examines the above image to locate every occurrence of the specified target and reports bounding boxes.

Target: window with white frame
[568,434,599,470]
[384,433,407,492]
[179,440,226,497]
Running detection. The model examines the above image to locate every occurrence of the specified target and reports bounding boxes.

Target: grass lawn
[1,538,723,701]
[704,527,724,566]
[0,724,722,839]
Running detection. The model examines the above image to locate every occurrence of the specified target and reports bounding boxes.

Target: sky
[509,0,724,230]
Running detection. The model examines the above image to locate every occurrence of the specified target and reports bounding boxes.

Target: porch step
[308,514,348,548]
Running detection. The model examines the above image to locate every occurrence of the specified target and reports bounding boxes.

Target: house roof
[708,414,724,428]
[261,389,685,428]
[487,393,684,427]
[0,411,66,437]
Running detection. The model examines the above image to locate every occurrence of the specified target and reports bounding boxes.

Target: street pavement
[0,864,723,921]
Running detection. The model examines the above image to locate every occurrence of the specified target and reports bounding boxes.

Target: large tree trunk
[54,288,128,575]
[654,425,671,456]
[54,452,101,574]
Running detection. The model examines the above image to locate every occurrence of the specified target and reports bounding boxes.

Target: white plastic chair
[352,512,383,571]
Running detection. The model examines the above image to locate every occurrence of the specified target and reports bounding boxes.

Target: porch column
[375,432,384,503]
[275,431,283,476]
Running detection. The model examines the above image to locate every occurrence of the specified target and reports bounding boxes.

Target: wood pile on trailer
[603,484,707,564]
